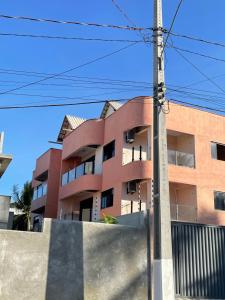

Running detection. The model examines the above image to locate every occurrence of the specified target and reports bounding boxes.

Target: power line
[168,31,225,49]
[112,0,137,27]
[170,98,225,114]
[111,0,150,44]
[172,47,225,95]
[4,31,225,65]
[0,98,135,110]
[0,13,152,31]
[162,0,183,55]
[1,64,225,99]
[0,42,138,96]
[1,95,225,121]
[169,44,225,64]
[0,32,146,43]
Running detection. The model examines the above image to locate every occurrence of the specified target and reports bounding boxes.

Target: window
[211,142,225,161]
[214,191,225,211]
[103,140,115,161]
[101,188,114,209]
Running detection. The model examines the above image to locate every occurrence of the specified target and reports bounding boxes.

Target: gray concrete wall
[0,219,148,300]
[117,211,146,227]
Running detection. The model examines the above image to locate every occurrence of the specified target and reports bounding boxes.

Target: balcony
[33,182,47,201]
[31,182,47,213]
[167,130,195,169]
[168,149,195,168]
[170,182,197,222]
[62,161,94,186]
[122,127,150,165]
[170,204,197,222]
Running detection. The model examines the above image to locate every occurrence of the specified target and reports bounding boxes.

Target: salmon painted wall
[38,96,225,225]
[31,148,62,219]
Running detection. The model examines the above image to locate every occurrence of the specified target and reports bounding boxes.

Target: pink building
[31,148,61,228]
[31,96,225,226]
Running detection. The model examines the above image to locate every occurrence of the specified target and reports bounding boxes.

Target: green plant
[12,181,33,231]
[102,214,118,224]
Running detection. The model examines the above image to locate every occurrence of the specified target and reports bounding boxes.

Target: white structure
[0,132,13,229]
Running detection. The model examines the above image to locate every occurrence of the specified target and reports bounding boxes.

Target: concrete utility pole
[152,0,175,299]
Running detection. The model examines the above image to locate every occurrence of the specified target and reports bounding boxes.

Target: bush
[102,214,118,224]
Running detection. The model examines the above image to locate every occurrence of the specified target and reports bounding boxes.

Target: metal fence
[172,222,225,299]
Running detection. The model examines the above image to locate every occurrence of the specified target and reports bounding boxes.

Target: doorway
[79,198,93,221]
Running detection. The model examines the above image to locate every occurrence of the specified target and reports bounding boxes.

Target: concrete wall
[0,219,148,300]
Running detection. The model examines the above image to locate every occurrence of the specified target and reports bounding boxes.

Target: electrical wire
[0,13,152,31]
[168,31,225,50]
[162,0,183,55]
[1,96,225,116]
[111,0,150,45]
[0,42,138,96]
[0,32,146,43]
[172,47,225,95]
[169,44,225,64]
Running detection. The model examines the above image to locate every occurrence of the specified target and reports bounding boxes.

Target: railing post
[140,145,142,160]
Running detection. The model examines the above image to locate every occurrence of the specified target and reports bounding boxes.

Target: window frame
[101,188,114,209]
[211,141,225,161]
[214,191,225,211]
[103,140,115,162]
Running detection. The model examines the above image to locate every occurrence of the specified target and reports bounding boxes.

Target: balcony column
[92,192,101,221]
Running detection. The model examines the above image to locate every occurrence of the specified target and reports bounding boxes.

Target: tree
[12,181,33,231]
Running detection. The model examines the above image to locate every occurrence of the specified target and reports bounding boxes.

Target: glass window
[84,161,94,175]
[62,172,68,186]
[103,140,115,162]
[68,168,76,183]
[211,142,225,161]
[101,188,114,209]
[37,185,43,199]
[214,191,225,211]
[76,164,84,178]
[42,183,47,196]
[33,188,38,200]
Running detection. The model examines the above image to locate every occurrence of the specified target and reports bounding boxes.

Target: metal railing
[33,182,47,200]
[131,145,143,161]
[170,203,197,222]
[62,161,94,186]
[168,149,195,168]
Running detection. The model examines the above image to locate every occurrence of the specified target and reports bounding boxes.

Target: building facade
[31,148,62,229]
[32,96,225,226]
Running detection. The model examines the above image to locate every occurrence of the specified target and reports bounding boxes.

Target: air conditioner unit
[126,130,135,143]
[127,180,137,194]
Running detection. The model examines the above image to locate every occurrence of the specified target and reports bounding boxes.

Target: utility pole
[152,0,175,299]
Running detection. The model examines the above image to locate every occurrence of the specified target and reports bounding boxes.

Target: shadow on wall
[172,211,225,299]
[45,220,148,300]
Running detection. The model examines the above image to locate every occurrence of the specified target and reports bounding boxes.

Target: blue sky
[0,0,225,195]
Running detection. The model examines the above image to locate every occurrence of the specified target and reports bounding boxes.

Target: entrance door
[79,198,93,221]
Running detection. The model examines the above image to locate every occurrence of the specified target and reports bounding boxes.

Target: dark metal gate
[172,222,225,299]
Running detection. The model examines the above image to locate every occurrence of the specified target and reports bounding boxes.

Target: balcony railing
[33,182,47,200]
[168,149,195,168]
[62,161,95,186]
[123,145,148,165]
[170,204,197,222]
